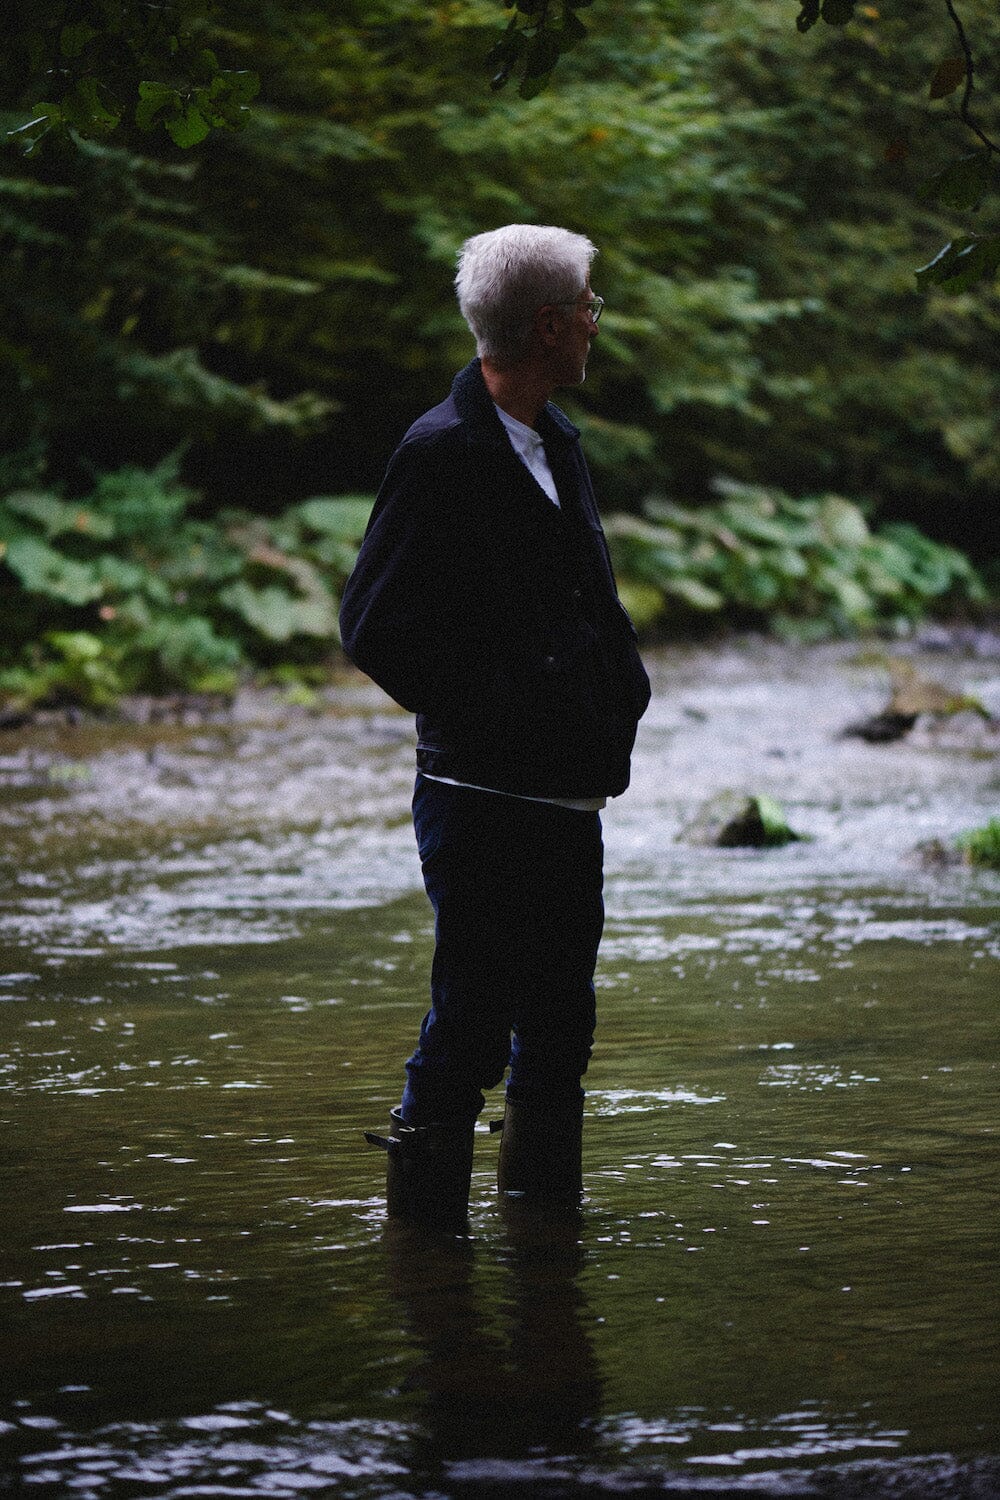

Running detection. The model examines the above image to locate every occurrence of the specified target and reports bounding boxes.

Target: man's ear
[533,304,561,347]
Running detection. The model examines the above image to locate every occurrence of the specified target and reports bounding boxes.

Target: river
[1,638,998,1498]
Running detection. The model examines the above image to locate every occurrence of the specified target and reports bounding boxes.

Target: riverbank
[2,619,999,735]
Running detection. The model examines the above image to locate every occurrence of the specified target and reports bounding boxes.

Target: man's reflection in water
[382,1202,603,1482]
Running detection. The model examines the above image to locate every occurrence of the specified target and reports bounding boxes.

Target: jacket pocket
[480,620,602,753]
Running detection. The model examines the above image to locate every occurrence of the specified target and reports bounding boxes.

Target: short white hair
[455,224,597,368]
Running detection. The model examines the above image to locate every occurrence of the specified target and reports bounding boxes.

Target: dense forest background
[1,0,998,705]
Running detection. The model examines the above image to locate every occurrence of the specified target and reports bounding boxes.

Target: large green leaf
[5,489,114,540]
[615,579,664,629]
[166,104,211,149]
[771,546,809,580]
[133,614,244,686]
[94,555,155,595]
[90,465,193,537]
[920,153,996,213]
[294,496,374,541]
[662,576,725,611]
[134,81,178,132]
[815,567,873,620]
[61,78,121,137]
[3,536,103,605]
[721,499,815,548]
[817,496,869,549]
[306,538,362,574]
[218,581,337,641]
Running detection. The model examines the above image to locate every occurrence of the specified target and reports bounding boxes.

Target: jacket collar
[450,358,580,449]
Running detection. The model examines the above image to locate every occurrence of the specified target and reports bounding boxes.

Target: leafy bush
[958,820,1000,871]
[607,480,988,637]
[0,457,374,710]
[0,460,992,714]
[6,0,1000,567]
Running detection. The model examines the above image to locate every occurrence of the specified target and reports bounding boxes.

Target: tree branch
[943,0,1000,157]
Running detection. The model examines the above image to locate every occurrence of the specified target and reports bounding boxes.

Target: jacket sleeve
[338,435,490,716]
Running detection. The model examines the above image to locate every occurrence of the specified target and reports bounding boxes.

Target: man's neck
[480,359,552,430]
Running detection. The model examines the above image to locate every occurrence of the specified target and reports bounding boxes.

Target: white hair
[455,224,597,368]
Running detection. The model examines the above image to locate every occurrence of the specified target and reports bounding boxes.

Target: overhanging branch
[943,0,1000,157]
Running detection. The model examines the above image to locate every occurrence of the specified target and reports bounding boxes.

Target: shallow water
[1,641,998,1497]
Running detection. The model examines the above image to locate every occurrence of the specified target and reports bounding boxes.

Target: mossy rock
[680,791,804,848]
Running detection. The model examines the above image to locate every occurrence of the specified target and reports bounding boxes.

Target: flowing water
[1,640,998,1498]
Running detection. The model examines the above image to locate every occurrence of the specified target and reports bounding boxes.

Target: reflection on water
[382,1205,603,1484]
[1,642,998,1496]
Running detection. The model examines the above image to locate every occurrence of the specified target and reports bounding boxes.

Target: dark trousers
[400,773,605,1126]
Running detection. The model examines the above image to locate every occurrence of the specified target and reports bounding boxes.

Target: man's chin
[555,359,588,390]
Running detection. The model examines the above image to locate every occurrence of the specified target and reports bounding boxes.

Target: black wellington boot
[364,1106,474,1232]
[495,1095,584,1205]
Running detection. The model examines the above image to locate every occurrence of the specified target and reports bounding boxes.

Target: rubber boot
[494,1095,584,1205]
[364,1107,474,1231]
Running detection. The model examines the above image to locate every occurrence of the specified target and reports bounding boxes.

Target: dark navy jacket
[339,359,650,800]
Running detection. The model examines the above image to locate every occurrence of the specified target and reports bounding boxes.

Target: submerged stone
[680,790,803,848]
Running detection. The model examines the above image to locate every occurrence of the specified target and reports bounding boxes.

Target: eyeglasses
[550,296,604,324]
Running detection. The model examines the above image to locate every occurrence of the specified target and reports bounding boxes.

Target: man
[340,224,650,1227]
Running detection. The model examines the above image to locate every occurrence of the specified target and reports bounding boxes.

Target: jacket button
[543,654,556,670]
[572,587,582,600]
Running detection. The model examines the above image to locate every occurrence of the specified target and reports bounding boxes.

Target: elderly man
[341,224,650,1227]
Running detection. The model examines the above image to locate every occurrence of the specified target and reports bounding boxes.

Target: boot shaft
[365,1107,474,1231]
[496,1096,584,1204]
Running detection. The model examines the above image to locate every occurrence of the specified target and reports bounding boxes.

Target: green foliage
[916,235,1000,293]
[921,153,997,214]
[0,0,998,571]
[3,0,998,294]
[3,2,258,154]
[0,460,374,710]
[606,481,987,636]
[958,818,1000,870]
[0,630,125,709]
[795,0,857,31]
[794,3,1000,290]
[489,0,595,99]
[3,455,986,714]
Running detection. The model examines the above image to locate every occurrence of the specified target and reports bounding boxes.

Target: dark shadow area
[381,1202,603,1487]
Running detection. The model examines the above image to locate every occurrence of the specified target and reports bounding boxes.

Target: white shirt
[494,405,560,507]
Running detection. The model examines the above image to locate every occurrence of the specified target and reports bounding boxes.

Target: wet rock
[888,657,990,718]
[680,790,803,847]
[842,656,994,743]
[912,837,964,870]
[842,711,918,744]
